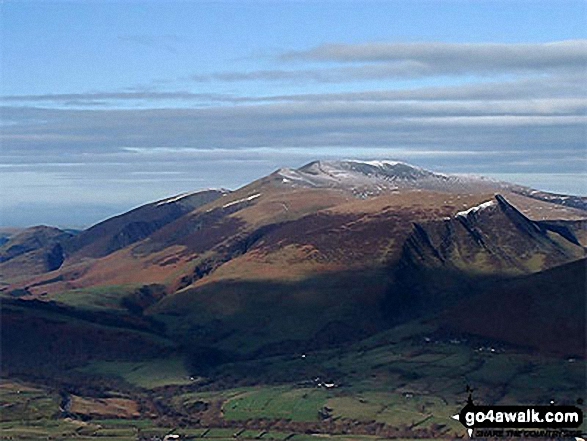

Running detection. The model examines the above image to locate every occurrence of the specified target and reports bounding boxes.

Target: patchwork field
[4,316,584,439]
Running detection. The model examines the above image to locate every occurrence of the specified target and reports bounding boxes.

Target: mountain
[0,160,587,440]
[0,189,227,290]
[382,193,586,325]
[400,194,584,275]
[2,160,584,361]
[1,160,586,438]
[276,160,587,210]
[0,226,75,283]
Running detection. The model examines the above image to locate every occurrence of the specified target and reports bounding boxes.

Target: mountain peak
[298,159,425,174]
[295,159,449,182]
[274,159,498,196]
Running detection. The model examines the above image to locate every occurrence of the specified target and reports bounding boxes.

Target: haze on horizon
[1,0,586,228]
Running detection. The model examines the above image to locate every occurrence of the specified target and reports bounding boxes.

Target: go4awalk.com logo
[451,389,584,438]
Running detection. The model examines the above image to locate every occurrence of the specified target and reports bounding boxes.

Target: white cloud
[283,40,587,69]
[182,40,587,83]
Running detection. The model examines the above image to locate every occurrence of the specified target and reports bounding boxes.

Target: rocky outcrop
[400,194,584,275]
[382,195,586,325]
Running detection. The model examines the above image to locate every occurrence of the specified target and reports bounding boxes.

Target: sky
[1,0,586,227]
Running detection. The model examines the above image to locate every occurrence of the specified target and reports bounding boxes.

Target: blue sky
[1,0,586,227]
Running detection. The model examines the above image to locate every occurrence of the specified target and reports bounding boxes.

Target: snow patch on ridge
[156,189,229,206]
[456,200,496,218]
[344,159,405,168]
[156,191,201,206]
[222,193,261,208]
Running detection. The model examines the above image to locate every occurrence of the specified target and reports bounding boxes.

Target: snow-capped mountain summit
[276,160,587,211]
[301,160,439,181]
[274,159,509,196]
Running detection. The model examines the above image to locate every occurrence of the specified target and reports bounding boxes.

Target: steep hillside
[382,194,585,323]
[65,189,228,259]
[399,194,584,275]
[437,258,587,356]
[0,189,228,291]
[15,185,353,295]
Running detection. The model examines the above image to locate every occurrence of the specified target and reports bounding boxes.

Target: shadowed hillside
[437,258,587,356]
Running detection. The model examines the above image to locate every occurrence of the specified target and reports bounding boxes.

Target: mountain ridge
[2,161,585,296]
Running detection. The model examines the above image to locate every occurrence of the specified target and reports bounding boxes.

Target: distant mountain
[0,226,75,282]
[1,160,585,361]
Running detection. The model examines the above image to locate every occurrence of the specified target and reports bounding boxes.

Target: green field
[0,382,61,421]
[2,317,585,439]
[79,357,194,388]
[50,285,136,312]
[222,387,331,422]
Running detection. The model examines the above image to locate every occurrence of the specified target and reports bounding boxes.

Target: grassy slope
[49,285,137,311]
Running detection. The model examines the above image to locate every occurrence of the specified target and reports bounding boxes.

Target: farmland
[2,318,584,439]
